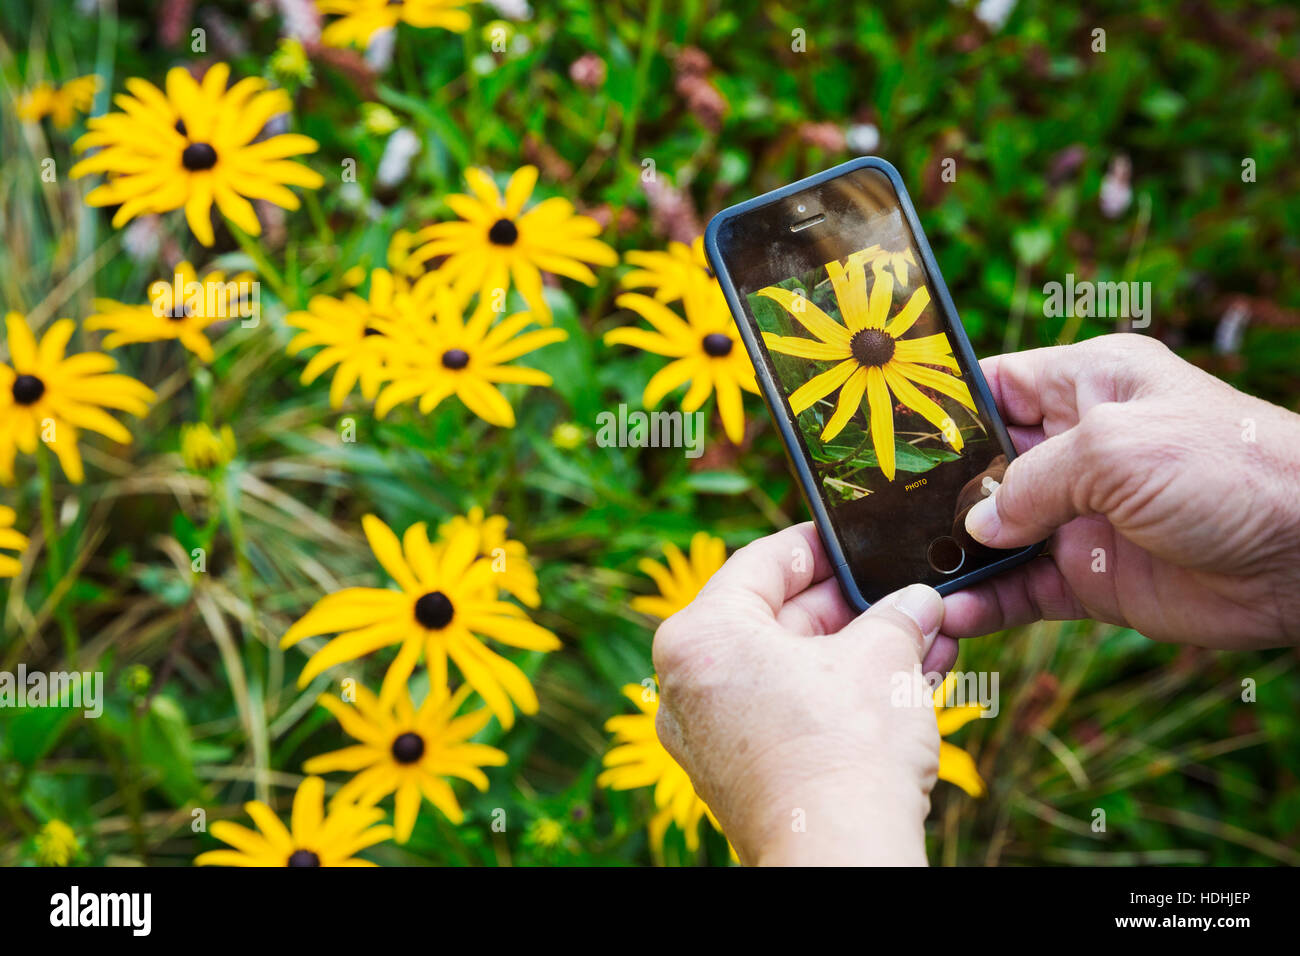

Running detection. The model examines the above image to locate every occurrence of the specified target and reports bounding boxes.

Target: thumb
[964,426,1087,548]
[836,583,944,668]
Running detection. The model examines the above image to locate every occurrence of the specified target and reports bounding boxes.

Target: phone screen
[714,166,1016,602]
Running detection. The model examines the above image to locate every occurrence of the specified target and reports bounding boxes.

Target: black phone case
[704,156,1044,611]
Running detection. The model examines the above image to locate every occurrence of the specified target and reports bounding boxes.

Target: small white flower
[487,0,532,20]
[975,0,1017,31]
[365,27,396,71]
[845,123,881,155]
[376,128,420,188]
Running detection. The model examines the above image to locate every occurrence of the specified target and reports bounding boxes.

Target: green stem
[0,772,36,837]
[37,444,77,663]
[618,0,663,172]
[304,191,333,246]
[186,351,213,425]
[229,225,294,307]
[219,469,273,802]
[126,705,148,860]
[462,28,483,162]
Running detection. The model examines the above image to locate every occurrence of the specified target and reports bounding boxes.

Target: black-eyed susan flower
[632,531,725,620]
[16,75,100,129]
[284,268,419,408]
[33,819,81,866]
[282,515,560,728]
[934,673,988,798]
[606,273,758,444]
[85,261,255,363]
[195,776,391,867]
[438,506,539,608]
[413,165,617,323]
[621,237,713,303]
[0,313,155,484]
[0,506,28,578]
[180,423,237,472]
[599,682,723,854]
[372,284,566,427]
[303,682,506,842]
[319,0,477,49]
[71,64,323,246]
[759,252,974,480]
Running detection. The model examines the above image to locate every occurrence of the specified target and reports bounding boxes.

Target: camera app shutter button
[927,535,966,575]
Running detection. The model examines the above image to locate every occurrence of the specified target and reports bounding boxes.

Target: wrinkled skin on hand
[949,333,1300,650]
[653,524,949,865]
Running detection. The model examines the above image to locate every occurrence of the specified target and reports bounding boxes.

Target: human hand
[652,523,956,866]
[946,333,1300,649]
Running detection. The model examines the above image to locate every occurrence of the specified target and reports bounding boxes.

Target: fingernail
[892,583,944,654]
[965,494,1001,544]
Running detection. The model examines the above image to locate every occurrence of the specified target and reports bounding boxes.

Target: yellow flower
[632,532,725,620]
[0,505,28,578]
[413,165,617,323]
[621,237,714,303]
[16,85,55,124]
[304,682,506,842]
[281,514,560,728]
[86,261,254,363]
[71,64,324,246]
[525,816,567,849]
[550,421,583,450]
[180,423,237,471]
[319,0,478,48]
[933,673,988,798]
[17,75,100,129]
[270,37,314,85]
[34,820,81,866]
[386,228,428,281]
[861,244,918,287]
[372,284,567,427]
[758,249,974,480]
[599,682,723,854]
[0,313,155,484]
[361,102,401,137]
[195,776,392,867]
[438,506,539,607]
[606,274,758,444]
[285,269,423,408]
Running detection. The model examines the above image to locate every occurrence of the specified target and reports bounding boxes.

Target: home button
[927,536,966,575]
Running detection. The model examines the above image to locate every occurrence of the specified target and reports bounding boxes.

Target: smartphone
[705,157,1042,609]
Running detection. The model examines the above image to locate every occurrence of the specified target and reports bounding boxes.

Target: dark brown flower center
[850,329,896,368]
[391,732,425,765]
[441,348,470,370]
[702,332,733,357]
[414,590,454,629]
[487,218,518,246]
[287,849,320,867]
[182,142,218,171]
[11,374,45,405]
